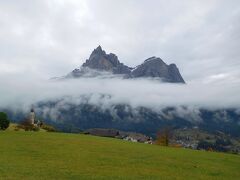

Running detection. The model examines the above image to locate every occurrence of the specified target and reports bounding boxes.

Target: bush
[32,126,40,132]
[0,112,10,130]
[41,124,56,132]
[18,119,39,131]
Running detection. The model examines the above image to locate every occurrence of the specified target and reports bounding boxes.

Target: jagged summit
[96,45,103,51]
[90,45,106,56]
[131,57,185,83]
[67,46,185,83]
[81,46,131,74]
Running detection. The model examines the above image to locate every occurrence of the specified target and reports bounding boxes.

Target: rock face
[68,46,185,83]
[130,57,185,83]
[82,45,131,74]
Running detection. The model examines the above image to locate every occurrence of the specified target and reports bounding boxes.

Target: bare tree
[156,127,172,146]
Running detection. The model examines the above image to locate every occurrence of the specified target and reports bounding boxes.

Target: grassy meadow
[0,131,239,179]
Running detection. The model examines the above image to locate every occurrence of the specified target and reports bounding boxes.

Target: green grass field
[0,131,239,179]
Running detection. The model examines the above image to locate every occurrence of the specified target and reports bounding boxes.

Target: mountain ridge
[67,46,185,83]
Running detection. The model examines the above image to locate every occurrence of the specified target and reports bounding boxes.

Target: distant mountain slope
[4,100,237,138]
[67,46,185,83]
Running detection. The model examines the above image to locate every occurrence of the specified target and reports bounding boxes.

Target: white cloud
[0,0,240,79]
[0,73,239,112]
[0,0,240,111]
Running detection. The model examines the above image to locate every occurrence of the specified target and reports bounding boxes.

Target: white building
[29,108,35,125]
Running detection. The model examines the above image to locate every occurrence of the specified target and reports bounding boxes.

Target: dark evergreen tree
[0,112,10,130]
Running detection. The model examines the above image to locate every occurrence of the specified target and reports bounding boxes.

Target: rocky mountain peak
[80,46,131,74]
[131,57,185,83]
[96,45,103,51]
[143,57,166,65]
[68,46,185,83]
[90,45,106,57]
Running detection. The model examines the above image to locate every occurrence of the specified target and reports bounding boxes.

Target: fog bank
[1,73,239,113]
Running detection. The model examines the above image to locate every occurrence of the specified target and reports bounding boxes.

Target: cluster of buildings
[84,128,153,144]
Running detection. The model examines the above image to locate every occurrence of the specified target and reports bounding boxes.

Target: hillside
[0,131,239,179]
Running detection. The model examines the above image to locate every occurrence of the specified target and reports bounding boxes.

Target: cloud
[0,0,240,116]
[0,0,240,81]
[0,72,239,114]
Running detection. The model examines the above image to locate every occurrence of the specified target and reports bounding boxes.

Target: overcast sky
[0,0,239,82]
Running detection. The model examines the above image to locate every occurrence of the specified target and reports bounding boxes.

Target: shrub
[0,112,10,130]
[18,119,39,131]
[41,124,56,132]
[156,127,171,146]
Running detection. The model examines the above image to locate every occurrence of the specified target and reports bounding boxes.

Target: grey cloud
[0,73,240,112]
[0,0,240,80]
[0,0,240,112]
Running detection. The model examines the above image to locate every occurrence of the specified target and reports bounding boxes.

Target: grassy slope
[0,131,239,180]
